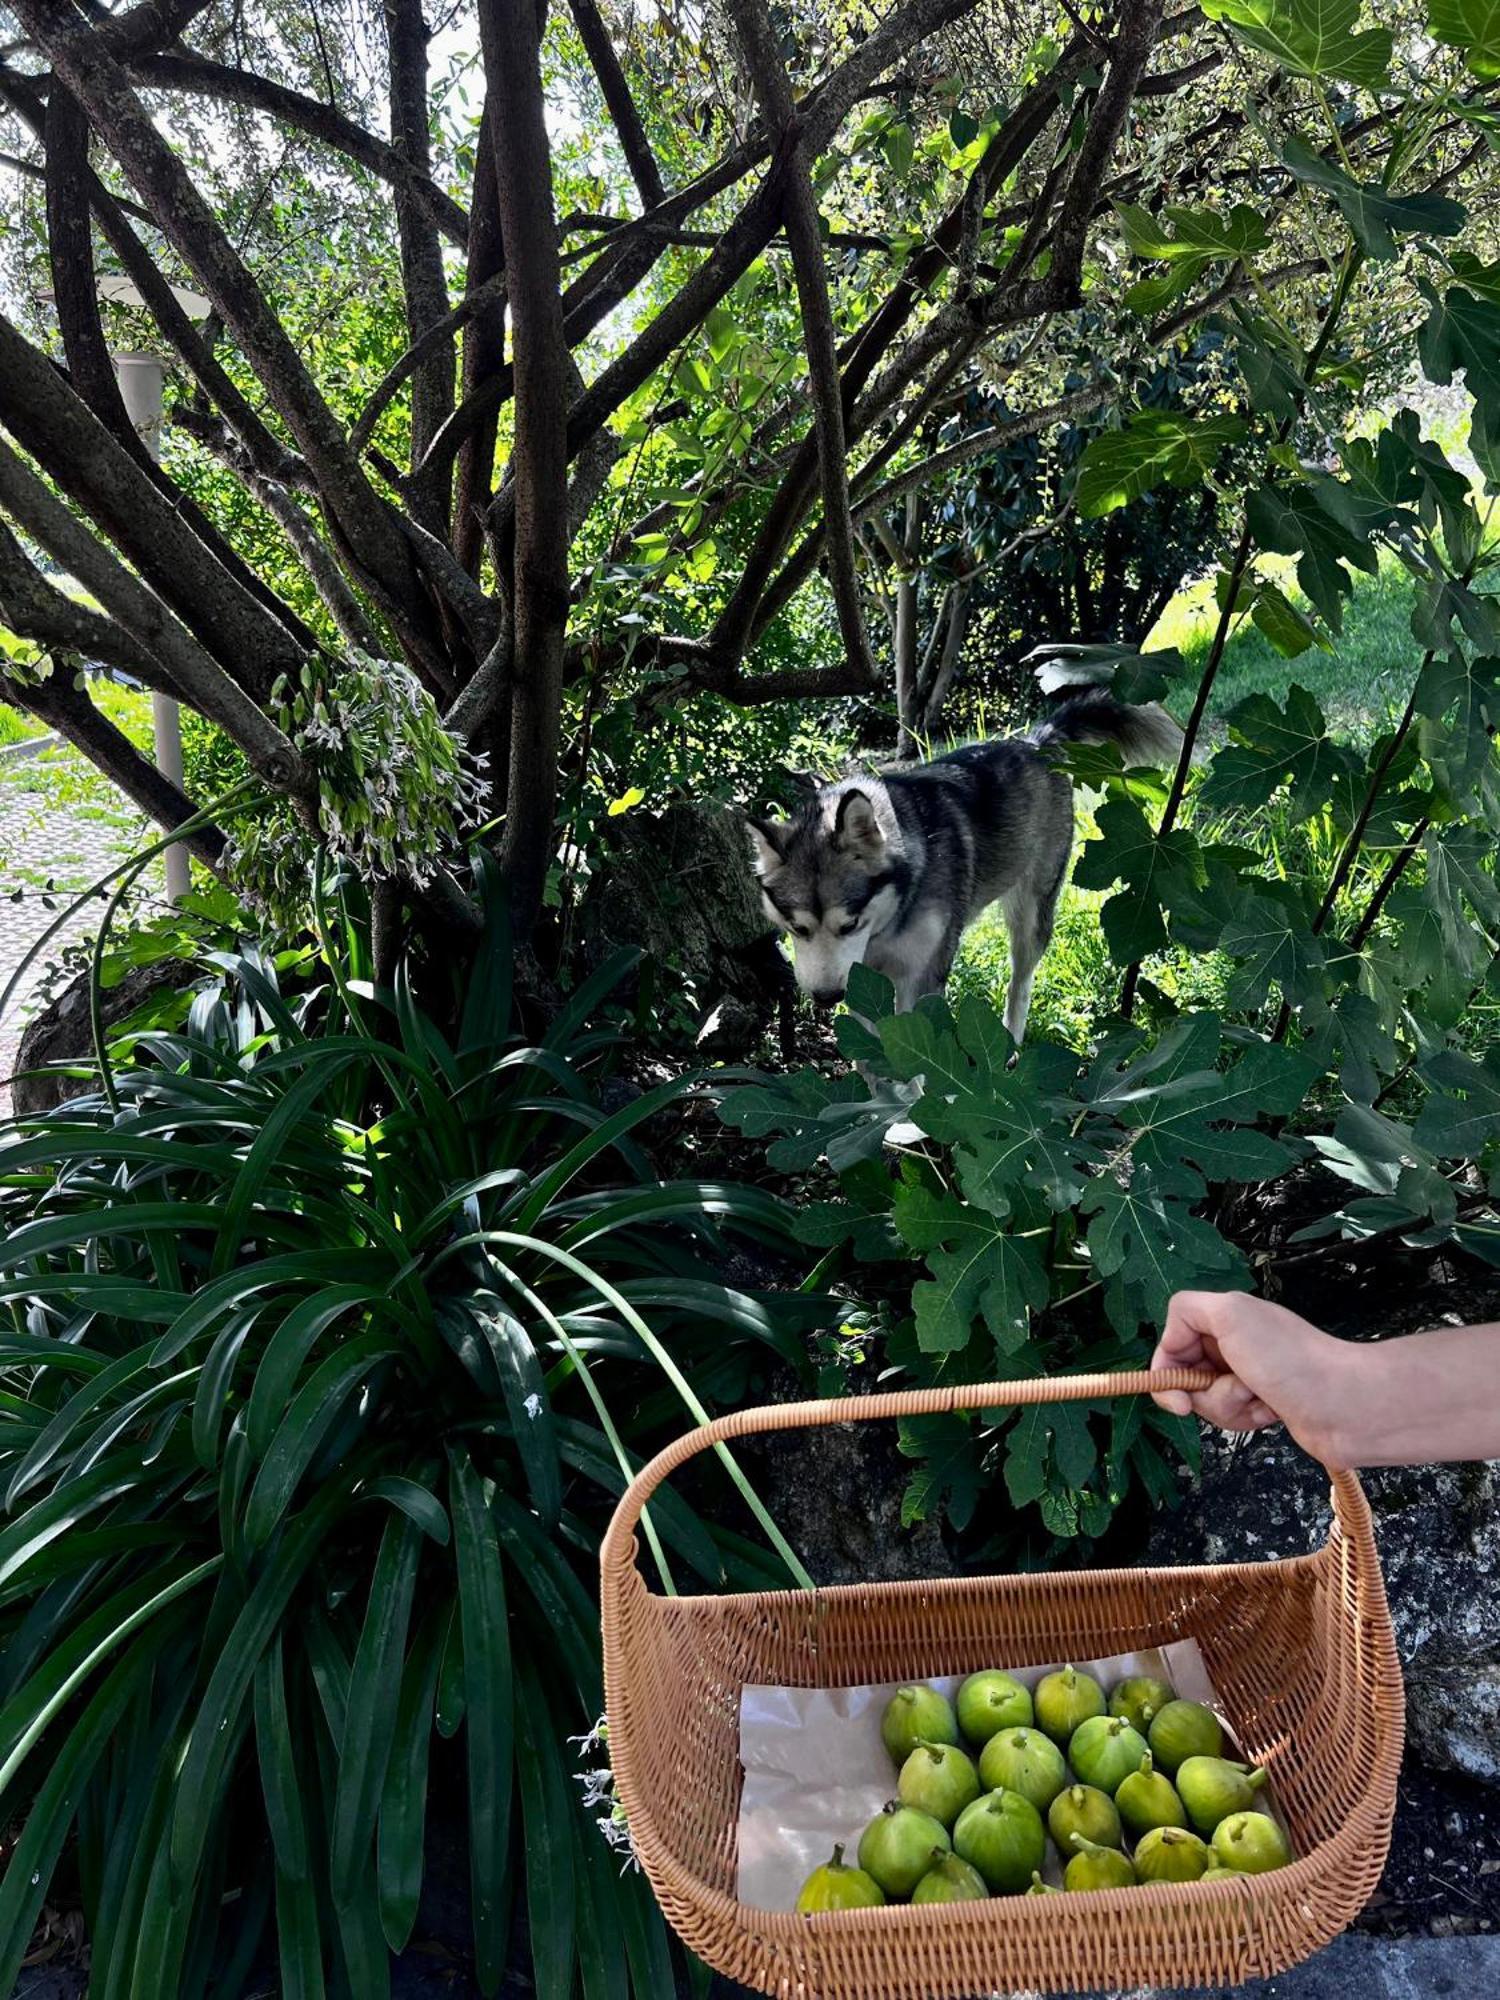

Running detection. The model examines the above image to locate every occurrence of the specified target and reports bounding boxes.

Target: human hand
[1149,1290,1358,1469]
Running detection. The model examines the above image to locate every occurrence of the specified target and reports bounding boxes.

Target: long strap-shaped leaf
[376,1599,447,1954]
[331,1511,422,1904]
[448,1445,513,1999]
[0,1620,184,1996]
[169,1472,358,1890]
[438,1230,814,1590]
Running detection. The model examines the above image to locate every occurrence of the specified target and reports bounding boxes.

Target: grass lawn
[1150,550,1425,740]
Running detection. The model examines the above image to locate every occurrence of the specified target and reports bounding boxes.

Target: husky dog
[746,690,1182,1043]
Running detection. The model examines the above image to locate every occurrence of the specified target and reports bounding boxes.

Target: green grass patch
[1150,550,1423,739]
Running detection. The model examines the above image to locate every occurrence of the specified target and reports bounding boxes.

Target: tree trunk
[482,0,571,936]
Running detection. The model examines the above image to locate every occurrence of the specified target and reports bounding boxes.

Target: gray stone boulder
[580,800,793,1058]
[13,957,195,1117]
[1143,1425,1500,1785]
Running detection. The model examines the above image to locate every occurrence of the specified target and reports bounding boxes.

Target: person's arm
[1149,1289,1500,1470]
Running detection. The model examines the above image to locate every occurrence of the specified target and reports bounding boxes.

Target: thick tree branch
[0,433,313,797]
[0,316,310,704]
[453,106,506,581]
[13,0,446,671]
[43,86,135,443]
[566,0,664,209]
[725,0,875,691]
[383,0,455,527]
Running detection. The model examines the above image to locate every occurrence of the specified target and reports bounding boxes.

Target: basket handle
[599,1369,1383,1602]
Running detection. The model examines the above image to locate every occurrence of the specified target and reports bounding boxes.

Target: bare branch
[351,271,506,459]
[43,84,135,442]
[130,49,469,246]
[0,314,308,702]
[383,0,455,527]
[0,432,314,796]
[1049,0,1166,294]
[453,105,507,582]
[566,0,665,209]
[12,0,445,666]
[724,0,876,690]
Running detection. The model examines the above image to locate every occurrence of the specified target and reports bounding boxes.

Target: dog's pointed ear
[744,815,785,877]
[833,788,883,855]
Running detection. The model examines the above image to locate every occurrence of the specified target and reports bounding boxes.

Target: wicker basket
[600,1369,1405,1999]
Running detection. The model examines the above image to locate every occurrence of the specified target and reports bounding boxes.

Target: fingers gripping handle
[599,1368,1216,1584]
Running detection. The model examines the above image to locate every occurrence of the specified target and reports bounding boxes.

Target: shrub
[0,876,829,1994]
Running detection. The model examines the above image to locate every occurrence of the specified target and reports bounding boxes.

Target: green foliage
[0,895,829,1994]
[1074,412,1247,519]
[1199,0,1393,84]
[726,8,1500,1546]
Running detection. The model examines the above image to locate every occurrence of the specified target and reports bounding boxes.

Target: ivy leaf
[1199,684,1361,822]
[1244,482,1377,631]
[897,1413,985,1531]
[1428,0,1500,79]
[893,1185,1050,1356]
[1072,796,1207,963]
[1282,137,1466,258]
[1201,0,1392,84]
[1075,411,1245,519]
[1414,1046,1500,1155]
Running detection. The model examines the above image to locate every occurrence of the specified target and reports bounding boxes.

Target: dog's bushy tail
[1030,687,1184,770]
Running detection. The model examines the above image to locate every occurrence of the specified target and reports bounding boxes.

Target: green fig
[1108,1674,1176,1734]
[1027,1870,1063,1896]
[1047,1783,1123,1854]
[953,1789,1046,1895]
[881,1684,959,1765]
[1115,1753,1188,1837]
[1147,1699,1223,1775]
[1176,1756,1270,1835]
[1066,1714,1150,1795]
[796,1843,887,1912]
[1033,1665,1107,1745]
[1201,1865,1245,1882]
[1211,1810,1292,1875]
[898,1740,981,1828]
[1132,1826,1211,1884]
[1063,1836,1138,1892]
[977,1726,1069,1814]
[911,1850,989,1905]
[857,1801,950,1898]
[956,1670,1033,1745]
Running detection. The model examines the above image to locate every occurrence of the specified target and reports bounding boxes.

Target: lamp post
[100,274,211,903]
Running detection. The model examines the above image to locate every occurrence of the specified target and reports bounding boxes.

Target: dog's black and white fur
[747,691,1182,1042]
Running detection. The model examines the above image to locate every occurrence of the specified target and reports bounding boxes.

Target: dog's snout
[810,987,843,1010]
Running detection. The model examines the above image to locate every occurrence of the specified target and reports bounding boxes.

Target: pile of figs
[795,1667,1293,1913]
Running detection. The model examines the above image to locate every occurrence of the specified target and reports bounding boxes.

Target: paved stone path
[0,739,162,1116]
